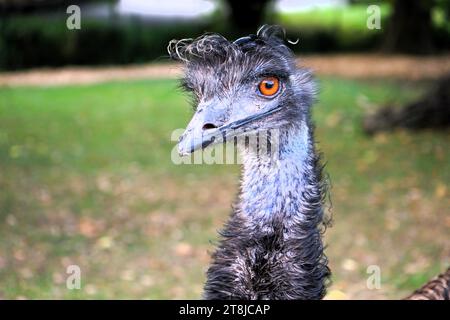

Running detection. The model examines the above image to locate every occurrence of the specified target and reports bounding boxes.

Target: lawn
[0,77,448,299]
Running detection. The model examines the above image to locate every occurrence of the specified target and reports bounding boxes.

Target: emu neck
[204,120,329,300]
[239,122,315,227]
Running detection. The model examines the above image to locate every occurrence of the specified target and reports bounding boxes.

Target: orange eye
[258,77,280,97]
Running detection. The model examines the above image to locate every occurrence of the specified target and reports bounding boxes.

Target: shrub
[0,15,209,70]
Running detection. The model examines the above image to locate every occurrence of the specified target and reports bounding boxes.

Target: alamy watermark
[66,5,81,30]
[367,5,381,30]
[366,265,381,290]
[171,128,281,165]
[66,265,81,290]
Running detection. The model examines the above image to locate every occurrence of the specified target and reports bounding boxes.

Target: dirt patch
[301,54,450,80]
[1,54,449,87]
[0,64,182,87]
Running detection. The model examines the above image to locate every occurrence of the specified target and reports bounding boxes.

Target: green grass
[0,77,449,299]
[0,80,229,176]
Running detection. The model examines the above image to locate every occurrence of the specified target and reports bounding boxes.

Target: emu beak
[178,103,284,156]
[178,126,220,156]
[177,105,224,156]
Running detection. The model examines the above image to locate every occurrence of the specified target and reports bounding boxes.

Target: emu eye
[258,77,280,97]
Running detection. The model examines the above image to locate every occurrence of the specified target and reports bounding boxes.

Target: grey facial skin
[169,26,315,157]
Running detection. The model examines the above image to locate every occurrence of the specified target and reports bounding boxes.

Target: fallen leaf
[341,258,358,272]
[78,217,100,238]
[434,183,447,199]
[174,242,193,257]
[324,289,348,300]
[96,236,114,249]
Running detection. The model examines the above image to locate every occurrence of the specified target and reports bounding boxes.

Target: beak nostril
[202,123,218,130]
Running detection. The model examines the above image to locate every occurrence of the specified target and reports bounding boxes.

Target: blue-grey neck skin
[239,122,311,227]
[204,120,330,300]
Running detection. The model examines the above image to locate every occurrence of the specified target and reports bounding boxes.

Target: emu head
[168,25,315,156]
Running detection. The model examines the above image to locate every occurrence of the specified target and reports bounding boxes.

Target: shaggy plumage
[169,25,330,300]
[405,267,450,300]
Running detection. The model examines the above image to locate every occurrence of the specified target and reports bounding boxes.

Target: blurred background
[0,0,449,299]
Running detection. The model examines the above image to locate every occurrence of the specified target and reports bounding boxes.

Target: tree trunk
[383,0,434,54]
[224,0,272,34]
[363,75,450,134]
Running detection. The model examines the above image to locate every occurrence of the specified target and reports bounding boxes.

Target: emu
[168,25,449,300]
